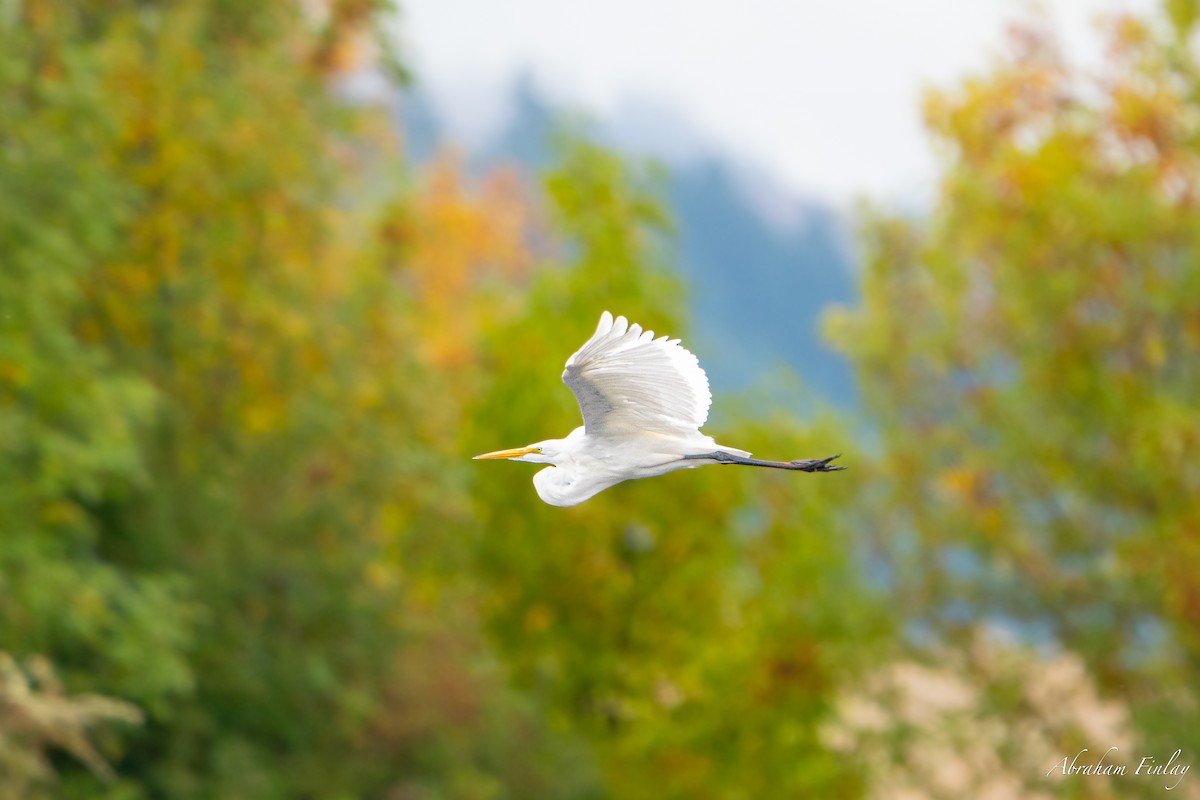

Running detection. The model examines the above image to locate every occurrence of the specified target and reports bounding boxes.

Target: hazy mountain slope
[399,79,857,407]
[667,159,856,407]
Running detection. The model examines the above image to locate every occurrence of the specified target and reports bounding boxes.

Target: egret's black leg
[682,452,845,472]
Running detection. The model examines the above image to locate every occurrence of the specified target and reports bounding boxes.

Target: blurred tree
[0,2,595,797]
[0,4,195,787]
[827,2,1200,767]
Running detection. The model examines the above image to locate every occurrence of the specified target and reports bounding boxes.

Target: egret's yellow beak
[473,445,534,460]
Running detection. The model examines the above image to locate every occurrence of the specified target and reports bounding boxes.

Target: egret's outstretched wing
[562,311,712,435]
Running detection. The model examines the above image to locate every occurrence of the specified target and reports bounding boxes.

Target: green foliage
[1,2,600,796]
[827,5,1200,774]
[0,0,194,737]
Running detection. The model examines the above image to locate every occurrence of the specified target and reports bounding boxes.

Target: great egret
[474,311,844,506]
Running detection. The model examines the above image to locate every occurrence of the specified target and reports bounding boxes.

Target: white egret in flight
[474,311,844,506]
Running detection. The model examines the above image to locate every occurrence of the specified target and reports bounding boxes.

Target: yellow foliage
[405,157,534,368]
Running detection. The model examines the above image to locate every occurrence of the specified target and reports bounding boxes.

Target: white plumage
[563,311,711,435]
[475,311,844,506]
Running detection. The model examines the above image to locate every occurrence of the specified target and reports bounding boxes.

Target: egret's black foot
[788,454,845,472]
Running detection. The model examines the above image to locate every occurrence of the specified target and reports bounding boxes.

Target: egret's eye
[532,447,543,454]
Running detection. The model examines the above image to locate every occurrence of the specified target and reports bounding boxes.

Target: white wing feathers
[562,311,712,435]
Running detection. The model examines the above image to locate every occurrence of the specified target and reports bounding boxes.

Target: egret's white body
[475,311,842,506]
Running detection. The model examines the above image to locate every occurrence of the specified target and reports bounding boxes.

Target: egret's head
[473,440,560,465]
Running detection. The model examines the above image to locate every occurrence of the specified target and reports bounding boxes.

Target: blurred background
[2,1,1198,797]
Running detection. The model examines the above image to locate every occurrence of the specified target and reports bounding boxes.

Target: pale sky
[398,0,1156,204]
